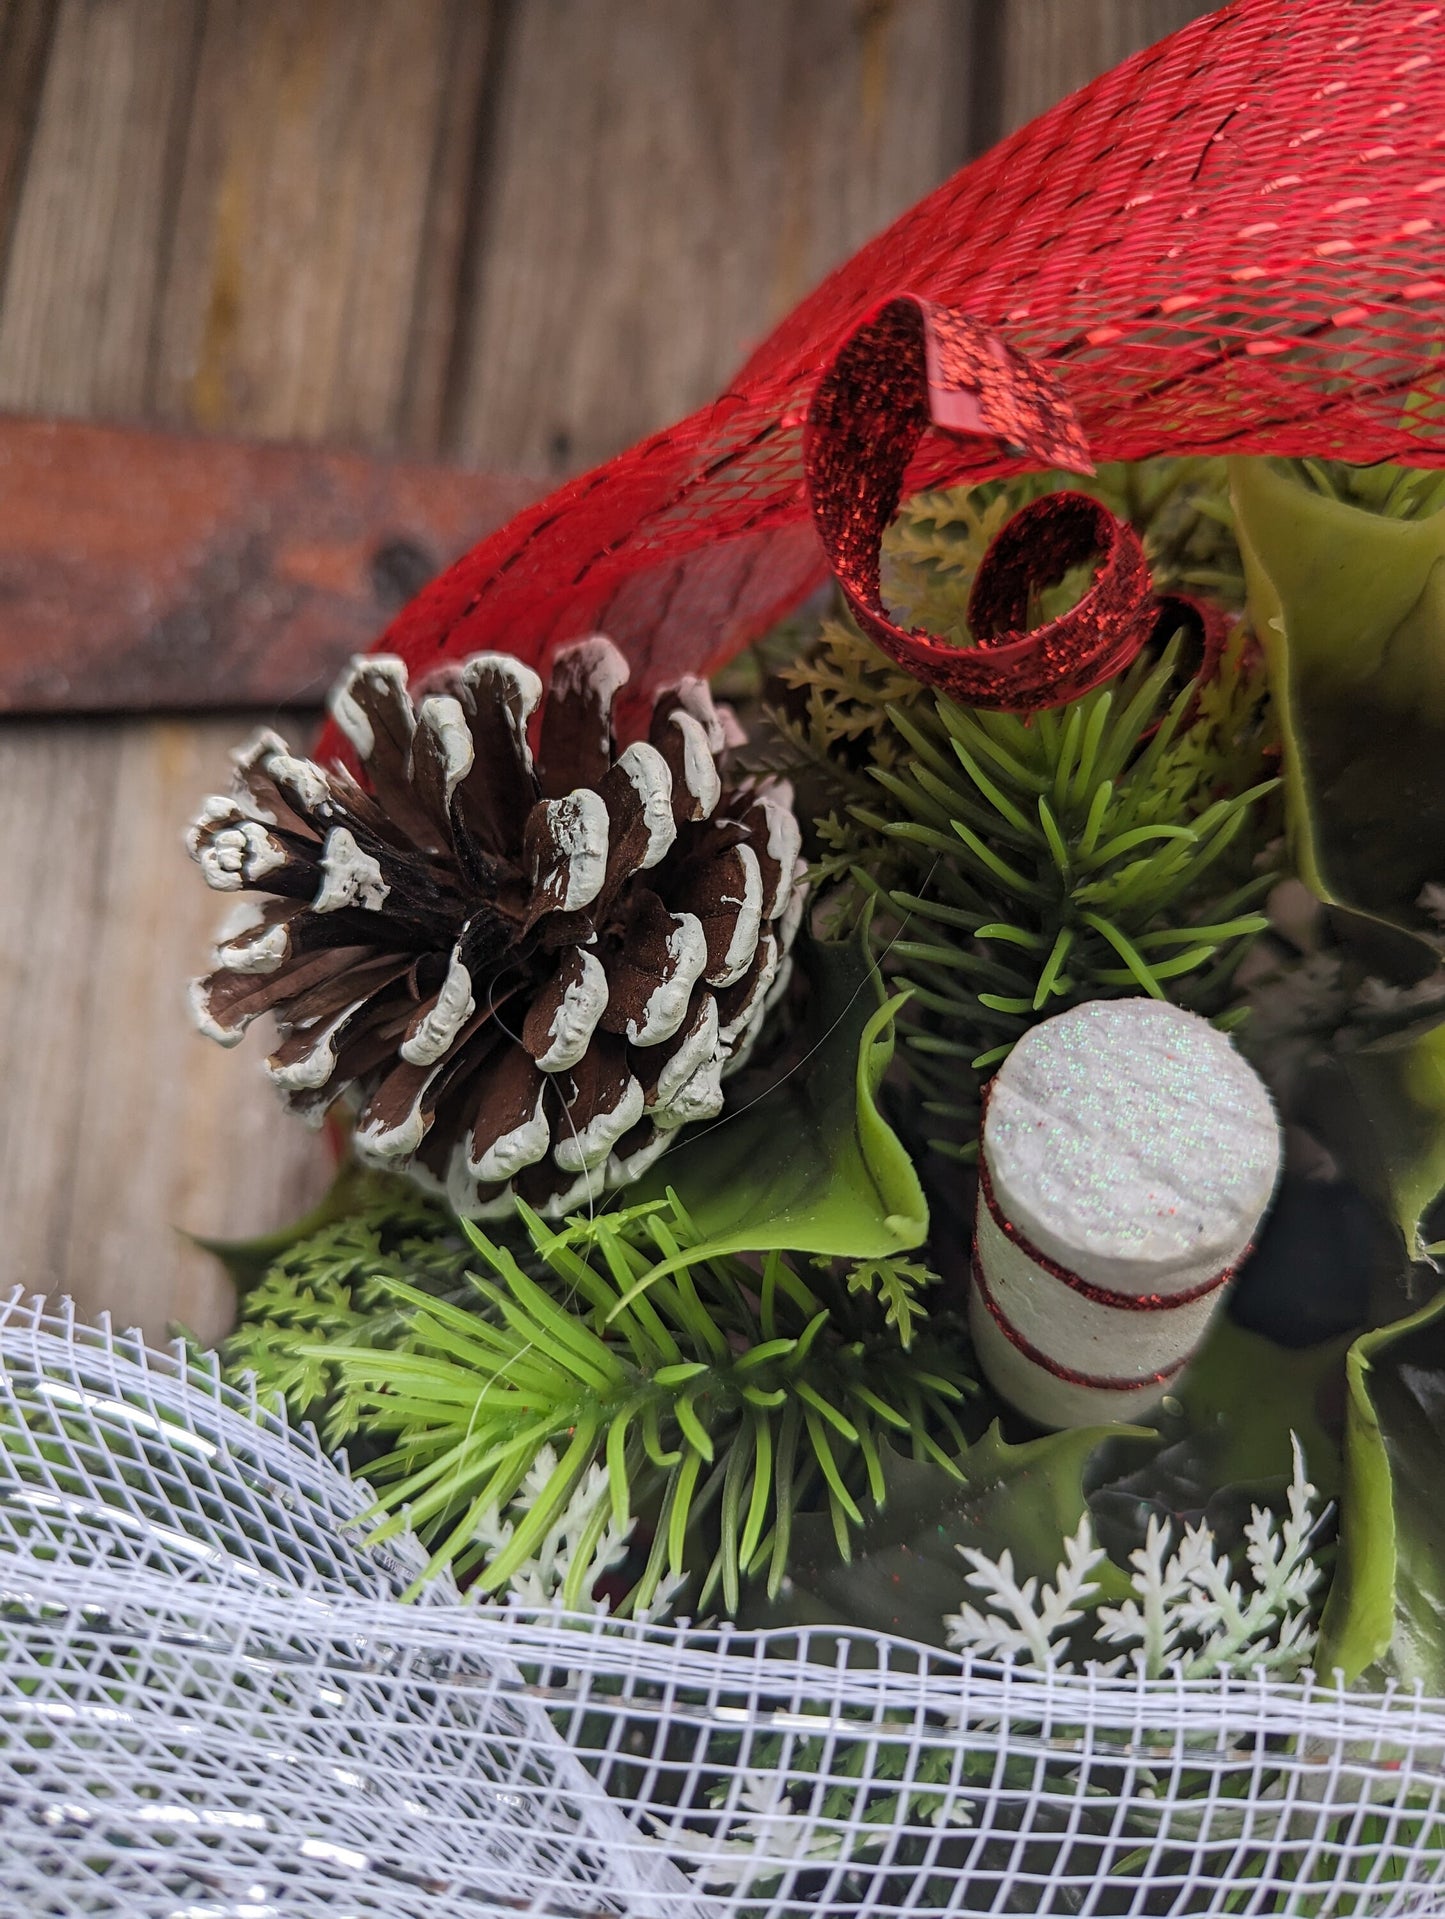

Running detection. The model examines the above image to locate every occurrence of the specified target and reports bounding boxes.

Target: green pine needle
[221,1175,478,1429]
[762,463,1281,1156]
[309,1196,972,1616]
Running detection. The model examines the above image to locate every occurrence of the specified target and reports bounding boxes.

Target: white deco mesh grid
[0,1292,1441,1919]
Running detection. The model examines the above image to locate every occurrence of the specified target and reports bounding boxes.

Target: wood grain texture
[153,0,495,448]
[0,1,502,1337]
[0,0,1228,1344]
[0,716,327,1344]
[0,0,55,270]
[0,0,201,417]
[980,0,1224,140]
[450,0,976,475]
[0,415,540,712]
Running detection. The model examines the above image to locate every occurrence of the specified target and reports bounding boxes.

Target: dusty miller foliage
[945,1437,1324,1680]
[674,1442,1333,1901]
[753,457,1280,1156]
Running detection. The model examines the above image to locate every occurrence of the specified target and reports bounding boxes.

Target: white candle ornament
[969,998,1282,1430]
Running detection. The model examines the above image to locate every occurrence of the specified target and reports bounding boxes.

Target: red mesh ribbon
[318,0,1445,756]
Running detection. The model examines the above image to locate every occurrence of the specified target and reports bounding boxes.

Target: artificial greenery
[221,1171,477,1434]
[314,1194,972,1616]
[633,937,929,1264]
[1232,454,1445,946]
[776,638,1277,1156]
[194,453,1445,1916]
[756,462,1283,1157]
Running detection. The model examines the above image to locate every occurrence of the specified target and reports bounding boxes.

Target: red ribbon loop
[804,296,1161,711]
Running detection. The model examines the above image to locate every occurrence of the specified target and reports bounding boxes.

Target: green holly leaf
[1318,1291,1445,1689]
[766,1423,1151,1646]
[1229,456,1445,946]
[1173,1315,1349,1497]
[643,936,928,1263]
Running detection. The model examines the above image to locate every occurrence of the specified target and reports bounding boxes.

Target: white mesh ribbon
[1,1295,1442,1918]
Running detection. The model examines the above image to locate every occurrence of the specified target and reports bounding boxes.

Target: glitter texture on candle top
[985,999,1281,1284]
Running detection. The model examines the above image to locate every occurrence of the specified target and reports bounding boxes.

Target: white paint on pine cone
[262,751,331,813]
[538,789,610,912]
[265,1007,356,1093]
[669,676,728,754]
[187,976,246,1047]
[652,995,721,1108]
[534,949,610,1071]
[458,654,543,771]
[970,998,1281,1430]
[415,695,475,799]
[400,949,477,1066]
[555,1074,646,1173]
[666,711,722,820]
[215,917,289,975]
[189,800,288,890]
[763,948,795,1017]
[627,912,708,1045]
[652,1050,725,1131]
[540,1163,605,1220]
[312,828,389,913]
[717,937,778,1051]
[329,656,413,762]
[606,1124,672,1188]
[775,862,809,953]
[470,1086,550,1184]
[353,1067,439,1165]
[614,741,676,869]
[709,843,764,986]
[758,787,804,916]
[227,727,291,816]
[552,635,631,764]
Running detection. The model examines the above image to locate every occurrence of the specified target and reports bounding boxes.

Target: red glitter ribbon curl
[803,298,1162,711]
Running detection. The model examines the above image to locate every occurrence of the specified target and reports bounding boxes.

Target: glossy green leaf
[1342,1021,1445,1263]
[1230,457,1445,944]
[641,938,928,1263]
[768,1423,1150,1646]
[1317,1291,1445,1688]
[1085,1316,1348,1580]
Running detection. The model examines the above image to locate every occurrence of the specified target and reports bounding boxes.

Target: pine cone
[188,638,805,1217]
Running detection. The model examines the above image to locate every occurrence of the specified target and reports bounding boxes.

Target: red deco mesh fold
[327,0,1445,751]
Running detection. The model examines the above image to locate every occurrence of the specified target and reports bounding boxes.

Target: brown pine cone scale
[188,637,805,1217]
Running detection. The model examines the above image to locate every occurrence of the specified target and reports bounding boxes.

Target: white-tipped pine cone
[187,638,805,1218]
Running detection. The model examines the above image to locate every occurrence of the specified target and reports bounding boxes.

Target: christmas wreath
[4,2,1445,1912]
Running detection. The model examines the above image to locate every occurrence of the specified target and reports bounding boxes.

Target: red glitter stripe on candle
[970,1242,1194,1393]
[976,1081,1242,1312]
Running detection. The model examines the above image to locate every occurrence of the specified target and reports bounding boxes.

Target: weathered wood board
[0,415,540,711]
[0,0,1219,1342]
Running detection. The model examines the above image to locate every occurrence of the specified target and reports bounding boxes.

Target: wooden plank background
[0,0,1218,1344]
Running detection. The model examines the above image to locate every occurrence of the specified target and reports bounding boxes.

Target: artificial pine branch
[317,1194,970,1615]
[222,1174,477,1429]
[762,464,1280,1156]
